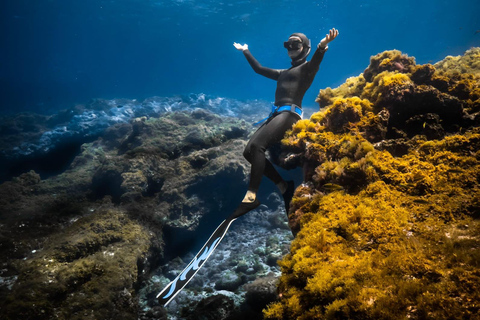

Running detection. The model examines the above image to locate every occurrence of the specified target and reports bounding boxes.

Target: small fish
[323,183,344,191]
[393,61,405,71]
[475,30,480,35]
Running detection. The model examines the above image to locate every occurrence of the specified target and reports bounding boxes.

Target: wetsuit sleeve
[307,45,327,75]
[243,49,282,81]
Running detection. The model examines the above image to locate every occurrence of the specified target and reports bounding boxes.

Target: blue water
[1,0,479,114]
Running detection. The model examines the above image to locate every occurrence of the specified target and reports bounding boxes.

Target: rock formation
[0,99,292,319]
[264,48,480,320]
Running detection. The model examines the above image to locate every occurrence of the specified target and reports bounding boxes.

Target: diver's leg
[243,112,298,198]
[243,167,284,197]
[241,125,268,204]
[235,112,298,216]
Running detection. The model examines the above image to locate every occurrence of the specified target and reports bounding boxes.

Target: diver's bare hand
[233,42,248,51]
[319,28,339,48]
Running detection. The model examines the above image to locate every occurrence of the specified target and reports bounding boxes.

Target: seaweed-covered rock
[3,209,154,320]
[266,48,480,319]
[84,110,251,230]
[0,95,270,183]
[315,49,480,148]
[0,107,261,319]
[433,47,480,77]
[363,49,417,82]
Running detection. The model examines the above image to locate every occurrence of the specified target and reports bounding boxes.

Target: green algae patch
[265,49,480,319]
[3,209,155,320]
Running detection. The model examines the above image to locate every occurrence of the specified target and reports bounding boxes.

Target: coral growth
[265,48,480,319]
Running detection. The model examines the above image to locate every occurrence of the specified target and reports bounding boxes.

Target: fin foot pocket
[232,199,260,218]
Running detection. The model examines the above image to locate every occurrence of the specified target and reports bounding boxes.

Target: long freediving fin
[156,216,238,306]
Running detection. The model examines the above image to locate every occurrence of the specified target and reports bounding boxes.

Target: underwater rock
[183,294,235,320]
[139,306,168,320]
[214,271,244,292]
[362,49,417,82]
[0,105,288,319]
[79,110,253,230]
[265,48,480,320]
[0,94,270,183]
[433,47,480,78]
[313,46,480,153]
[243,275,279,312]
[0,94,268,160]
[2,208,157,320]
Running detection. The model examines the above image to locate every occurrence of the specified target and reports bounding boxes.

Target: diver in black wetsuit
[232,28,339,217]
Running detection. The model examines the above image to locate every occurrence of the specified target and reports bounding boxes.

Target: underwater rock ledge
[264,48,480,319]
[0,94,271,183]
[0,106,287,320]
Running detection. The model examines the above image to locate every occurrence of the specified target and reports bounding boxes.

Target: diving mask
[283,40,303,51]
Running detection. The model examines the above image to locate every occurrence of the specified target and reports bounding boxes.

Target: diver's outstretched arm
[233,42,281,80]
[308,28,339,73]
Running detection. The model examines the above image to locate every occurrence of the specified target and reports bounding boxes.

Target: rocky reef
[264,48,480,319]
[0,97,295,320]
[0,94,271,183]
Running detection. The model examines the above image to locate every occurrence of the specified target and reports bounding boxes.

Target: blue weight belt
[254,104,303,126]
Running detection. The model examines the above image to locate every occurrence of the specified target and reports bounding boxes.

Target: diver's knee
[243,146,252,162]
[244,141,264,161]
[248,141,265,155]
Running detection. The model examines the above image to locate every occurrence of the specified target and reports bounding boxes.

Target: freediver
[232,28,339,218]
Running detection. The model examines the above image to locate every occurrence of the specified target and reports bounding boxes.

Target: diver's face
[288,46,303,60]
[285,36,303,60]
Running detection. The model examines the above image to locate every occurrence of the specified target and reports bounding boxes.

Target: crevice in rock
[90,169,124,204]
[160,167,246,264]
[0,136,97,183]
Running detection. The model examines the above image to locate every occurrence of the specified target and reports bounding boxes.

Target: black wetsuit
[242,46,327,192]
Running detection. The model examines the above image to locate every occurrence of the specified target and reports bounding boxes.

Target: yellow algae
[266,49,480,319]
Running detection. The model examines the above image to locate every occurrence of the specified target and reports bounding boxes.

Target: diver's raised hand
[233,42,248,51]
[319,28,339,48]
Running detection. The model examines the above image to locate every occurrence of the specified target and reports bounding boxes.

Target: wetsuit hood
[289,33,311,66]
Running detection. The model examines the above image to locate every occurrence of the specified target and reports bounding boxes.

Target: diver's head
[284,33,311,66]
[285,36,304,60]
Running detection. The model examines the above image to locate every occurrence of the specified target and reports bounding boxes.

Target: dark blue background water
[1,0,479,114]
